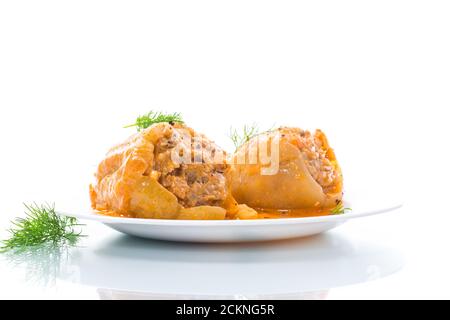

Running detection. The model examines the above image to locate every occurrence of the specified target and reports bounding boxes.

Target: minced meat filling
[279,127,339,193]
[153,125,228,208]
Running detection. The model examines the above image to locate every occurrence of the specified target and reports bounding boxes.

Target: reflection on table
[1,228,403,299]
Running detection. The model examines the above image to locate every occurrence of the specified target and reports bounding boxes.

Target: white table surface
[0,198,445,300]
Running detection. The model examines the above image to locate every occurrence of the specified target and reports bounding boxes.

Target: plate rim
[57,203,402,226]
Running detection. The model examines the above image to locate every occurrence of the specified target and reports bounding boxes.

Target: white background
[0,1,449,299]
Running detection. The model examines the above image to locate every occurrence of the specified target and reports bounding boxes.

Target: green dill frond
[330,201,352,215]
[229,124,260,151]
[1,203,85,252]
[124,111,184,131]
[229,124,277,151]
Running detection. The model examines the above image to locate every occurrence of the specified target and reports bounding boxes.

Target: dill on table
[330,201,352,215]
[124,111,184,131]
[1,203,85,252]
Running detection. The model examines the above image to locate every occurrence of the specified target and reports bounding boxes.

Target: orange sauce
[255,208,332,219]
[96,210,134,218]
[96,207,332,219]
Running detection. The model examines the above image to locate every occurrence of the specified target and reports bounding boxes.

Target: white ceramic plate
[58,187,402,243]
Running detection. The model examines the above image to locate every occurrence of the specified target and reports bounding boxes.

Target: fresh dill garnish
[124,111,184,131]
[330,201,352,215]
[1,203,85,252]
[229,124,277,151]
[229,124,261,151]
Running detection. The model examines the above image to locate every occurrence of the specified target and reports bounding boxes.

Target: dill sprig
[229,124,277,151]
[330,201,352,215]
[124,111,184,131]
[229,124,261,151]
[1,203,85,252]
